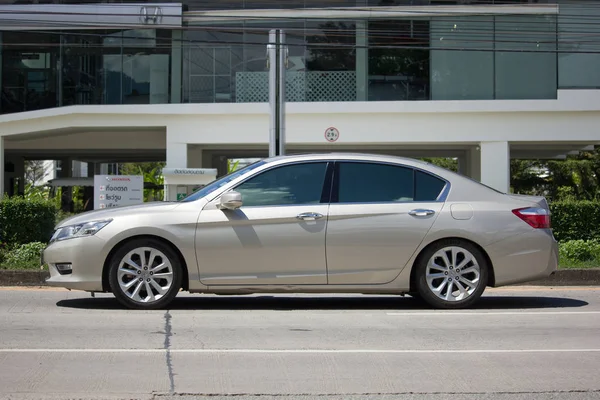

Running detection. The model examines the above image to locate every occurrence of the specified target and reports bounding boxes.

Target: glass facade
[0,29,172,114]
[0,0,598,114]
[558,0,600,88]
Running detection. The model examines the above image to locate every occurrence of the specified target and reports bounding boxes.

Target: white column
[480,141,510,193]
[0,136,4,199]
[355,20,368,101]
[165,142,187,201]
[166,142,187,169]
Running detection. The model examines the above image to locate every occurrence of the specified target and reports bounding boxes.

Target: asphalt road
[0,287,599,400]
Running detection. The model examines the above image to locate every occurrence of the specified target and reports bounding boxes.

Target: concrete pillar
[355,20,368,101]
[187,145,203,168]
[480,141,510,193]
[164,141,187,201]
[166,142,187,169]
[466,147,481,182]
[0,136,4,199]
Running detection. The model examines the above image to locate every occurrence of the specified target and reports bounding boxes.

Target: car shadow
[56,294,589,311]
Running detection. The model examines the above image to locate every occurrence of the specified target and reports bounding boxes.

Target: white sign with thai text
[94,175,144,210]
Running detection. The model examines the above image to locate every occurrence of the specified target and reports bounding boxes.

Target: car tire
[108,238,183,310]
[414,239,489,310]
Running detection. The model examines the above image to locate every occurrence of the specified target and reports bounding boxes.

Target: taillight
[512,207,551,229]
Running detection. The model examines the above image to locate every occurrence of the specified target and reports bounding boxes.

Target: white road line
[386,311,600,316]
[1,348,600,354]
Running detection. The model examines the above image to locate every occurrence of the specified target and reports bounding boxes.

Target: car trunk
[506,193,550,211]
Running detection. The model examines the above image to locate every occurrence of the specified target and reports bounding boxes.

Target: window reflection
[103,29,172,104]
[338,162,415,203]
[368,19,430,101]
[183,20,356,103]
[0,29,171,114]
[235,162,328,207]
[183,24,244,103]
[1,32,58,114]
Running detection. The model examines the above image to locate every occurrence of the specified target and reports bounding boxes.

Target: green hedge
[550,200,600,242]
[0,241,47,270]
[0,197,57,246]
[559,239,600,262]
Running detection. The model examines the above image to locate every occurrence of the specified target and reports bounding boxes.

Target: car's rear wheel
[108,238,182,310]
[415,239,488,309]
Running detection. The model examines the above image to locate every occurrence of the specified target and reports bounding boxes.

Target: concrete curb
[0,270,50,286]
[1,268,600,287]
[527,268,600,286]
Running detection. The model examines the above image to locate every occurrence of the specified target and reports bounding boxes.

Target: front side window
[337,162,414,203]
[179,160,267,203]
[235,162,328,207]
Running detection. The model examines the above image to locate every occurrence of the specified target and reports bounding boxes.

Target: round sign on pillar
[324,127,340,143]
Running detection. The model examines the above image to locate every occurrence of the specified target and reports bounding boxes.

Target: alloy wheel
[425,246,481,302]
[117,247,174,304]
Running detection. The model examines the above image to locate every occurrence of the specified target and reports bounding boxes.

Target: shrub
[0,197,57,246]
[0,240,9,265]
[559,239,600,263]
[0,241,46,269]
[549,200,600,242]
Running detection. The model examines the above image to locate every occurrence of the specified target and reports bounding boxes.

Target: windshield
[178,160,267,203]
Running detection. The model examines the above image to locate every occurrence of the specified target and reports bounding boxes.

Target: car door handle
[408,209,435,217]
[296,212,324,221]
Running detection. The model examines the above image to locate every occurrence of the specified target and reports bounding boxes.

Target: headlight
[50,219,112,243]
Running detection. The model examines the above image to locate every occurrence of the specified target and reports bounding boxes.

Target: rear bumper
[487,229,558,287]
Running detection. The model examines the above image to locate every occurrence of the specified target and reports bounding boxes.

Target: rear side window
[335,162,447,204]
[337,162,414,203]
[415,170,446,201]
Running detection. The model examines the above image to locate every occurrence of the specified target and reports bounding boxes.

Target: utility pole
[267,29,288,157]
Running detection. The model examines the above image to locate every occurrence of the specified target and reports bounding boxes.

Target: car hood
[56,202,180,228]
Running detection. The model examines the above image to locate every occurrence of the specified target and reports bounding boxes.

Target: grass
[558,260,600,269]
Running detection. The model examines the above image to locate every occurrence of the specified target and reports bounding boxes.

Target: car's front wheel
[414,239,488,309]
[108,238,182,310]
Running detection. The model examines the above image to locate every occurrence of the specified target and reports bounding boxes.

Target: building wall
[1,0,600,195]
[0,0,596,114]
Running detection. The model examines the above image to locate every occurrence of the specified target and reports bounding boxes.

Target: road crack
[164,310,175,394]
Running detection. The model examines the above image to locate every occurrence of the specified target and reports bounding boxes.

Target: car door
[326,161,448,285]
[195,160,332,286]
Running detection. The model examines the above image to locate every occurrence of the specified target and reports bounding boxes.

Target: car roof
[266,152,432,167]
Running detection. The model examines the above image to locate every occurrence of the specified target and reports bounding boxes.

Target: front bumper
[43,235,107,292]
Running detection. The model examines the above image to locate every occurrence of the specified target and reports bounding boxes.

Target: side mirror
[219,191,243,210]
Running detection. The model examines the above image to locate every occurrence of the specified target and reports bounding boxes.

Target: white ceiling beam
[184,4,558,23]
